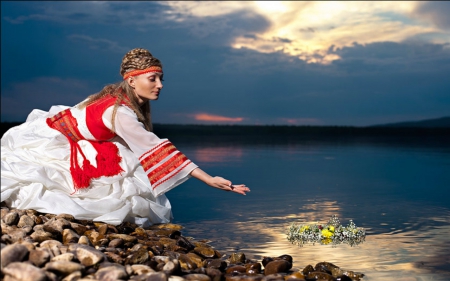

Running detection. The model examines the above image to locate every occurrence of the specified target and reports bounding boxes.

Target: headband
[123,66,163,80]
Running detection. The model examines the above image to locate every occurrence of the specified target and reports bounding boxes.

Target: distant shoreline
[2,122,449,146]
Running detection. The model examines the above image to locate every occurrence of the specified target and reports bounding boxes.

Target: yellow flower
[321,238,332,245]
[328,226,335,232]
[322,229,333,238]
[300,225,310,232]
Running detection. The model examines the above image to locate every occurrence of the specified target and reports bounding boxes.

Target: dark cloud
[413,2,450,29]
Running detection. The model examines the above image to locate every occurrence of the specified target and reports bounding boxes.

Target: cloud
[412,2,450,30]
[68,34,129,53]
[194,113,244,122]
[1,77,94,121]
[278,118,323,125]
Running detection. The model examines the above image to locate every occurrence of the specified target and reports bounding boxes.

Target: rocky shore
[1,205,364,281]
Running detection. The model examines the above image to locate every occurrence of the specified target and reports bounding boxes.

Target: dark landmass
[370,116,450,128]
[2,121,449,147]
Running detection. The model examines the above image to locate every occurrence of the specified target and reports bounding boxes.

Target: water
[166,139,450,281]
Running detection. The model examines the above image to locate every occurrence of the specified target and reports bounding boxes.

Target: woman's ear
[127,77,135,88]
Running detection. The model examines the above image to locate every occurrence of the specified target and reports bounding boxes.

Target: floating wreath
[287,215,365,247]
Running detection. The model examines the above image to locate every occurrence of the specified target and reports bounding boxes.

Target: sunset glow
[194,113,244,122]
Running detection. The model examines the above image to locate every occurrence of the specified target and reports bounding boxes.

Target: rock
[1,244,29,269]
[306,272,336,281]
[264,260,291,276]
[108,233,137,243]
[40,240,62,257]
[29,249,51,267]
[62,271,83,281]
[84,229,105,246]
[226,265,247,275]
[184,273,211,280]
[261,257,274,267]
[203,259,227,271]
[109,238,124,248]
[17,215,35,228]
[245,262,262,274]
[285,271,306,280]
[149,223,183,231]
[315,262,338,274]
[43,218,71,235]
[6,228,27,243]
[105,251,124,264]
[2,262,47,281]
[194,246,216,259]
[45,261,85,276]
[95,265,128,280]
[30,229,54,243]
[186,252,204,268]
[125,247,149,265]
[62,229,80,245]
[70,222,88,235]
[51,252,75,262]
[76,245,105,266]
[78,235,92,246]
[302,265,314,276]
[55,213,75,221]
[129,271,168,281]
[178,254,197,270]
[131,264,155,275]
[229,252,246,264]
[176,236,195,251]
[3,211,19,225]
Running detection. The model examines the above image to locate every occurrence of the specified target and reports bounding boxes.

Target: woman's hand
[190,168,250,195]
[207,176,250,195]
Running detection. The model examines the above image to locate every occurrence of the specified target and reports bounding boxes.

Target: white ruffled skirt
[1,106,173,227]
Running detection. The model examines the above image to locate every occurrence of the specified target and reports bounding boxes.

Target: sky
[1,1,449,126]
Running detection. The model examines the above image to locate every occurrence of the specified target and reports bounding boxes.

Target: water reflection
[171,141,450,281]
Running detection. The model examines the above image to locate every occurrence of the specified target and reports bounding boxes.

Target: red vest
[46,96,125,192]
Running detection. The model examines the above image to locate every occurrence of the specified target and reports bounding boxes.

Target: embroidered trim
[46,109,83,142]
[147,152,188,186]
[123,66,163,80]
[152,160,192,189]
[139,140,170,161]
[141,144,177,172]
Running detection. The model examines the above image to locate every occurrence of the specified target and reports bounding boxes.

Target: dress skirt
[1,106,173,227]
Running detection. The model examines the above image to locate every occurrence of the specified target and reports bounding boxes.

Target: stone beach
[1,204,364,281]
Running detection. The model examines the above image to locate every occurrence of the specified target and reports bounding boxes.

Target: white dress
[0,102,198,227]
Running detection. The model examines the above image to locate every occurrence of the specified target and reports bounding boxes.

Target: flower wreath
[287,215,366,247]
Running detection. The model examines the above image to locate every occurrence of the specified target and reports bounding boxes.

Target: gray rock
[129,272,168,281]
[40,239,62,257]
[43,218,71,235]
[7,228,27,243]
[184,273,211,281]
[1,244,29,269]
[2,262,47,281]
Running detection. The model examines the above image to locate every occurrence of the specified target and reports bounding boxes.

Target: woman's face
[129,72,164,104]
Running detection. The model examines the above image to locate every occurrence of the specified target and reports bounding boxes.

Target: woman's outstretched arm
[190,168,250,195]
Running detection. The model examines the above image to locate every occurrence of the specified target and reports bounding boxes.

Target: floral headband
[123,66,163,80]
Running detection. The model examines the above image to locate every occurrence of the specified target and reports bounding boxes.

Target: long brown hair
[79,48,162,132]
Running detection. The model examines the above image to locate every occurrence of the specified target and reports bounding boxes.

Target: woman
[1,48,249,227]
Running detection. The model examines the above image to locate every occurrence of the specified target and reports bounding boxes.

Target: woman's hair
[79,48,162,132]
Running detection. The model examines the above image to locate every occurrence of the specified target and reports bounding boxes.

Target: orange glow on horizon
[194,113,244,122]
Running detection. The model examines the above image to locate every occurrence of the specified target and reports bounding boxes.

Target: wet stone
[125,247,149,265]
[226,265,247,275]
[264,260,291,276]
[203,259,227,271]
[109,238,124,248]
[229,252,246,264]
[302,265,315,276]
[194,246,216,259]
[306,272,336,281]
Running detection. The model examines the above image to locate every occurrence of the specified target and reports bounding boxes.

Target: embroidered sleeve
[105,106,198,197]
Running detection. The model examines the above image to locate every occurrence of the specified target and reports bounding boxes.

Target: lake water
[167,138,450,281]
